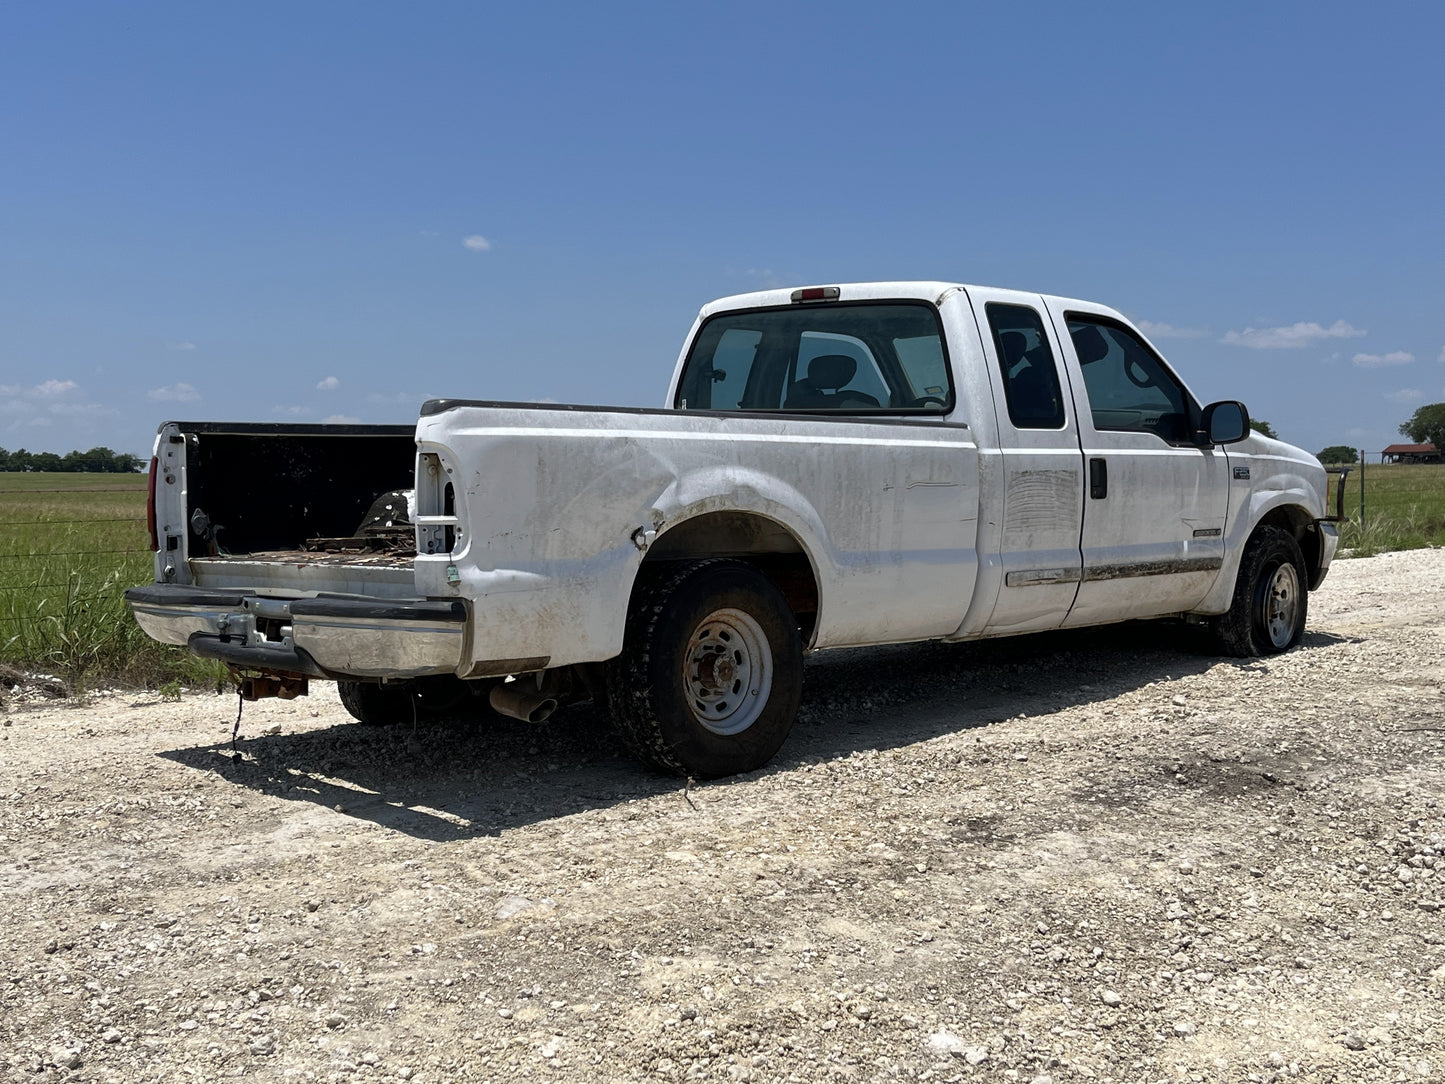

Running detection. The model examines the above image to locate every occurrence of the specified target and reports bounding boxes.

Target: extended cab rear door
[1044,299,1229,626]
[965,288,1085,635]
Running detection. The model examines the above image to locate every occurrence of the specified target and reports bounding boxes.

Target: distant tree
[27,451,63,472]
[1398,403,1445,449]
[1316,445,1358,464]
[0,445,146,472]
[1251,419,1279,439]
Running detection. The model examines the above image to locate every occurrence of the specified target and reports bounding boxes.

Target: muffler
[489,682,558,723]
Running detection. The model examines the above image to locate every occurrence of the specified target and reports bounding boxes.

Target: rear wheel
[336,676,497,726]
[337,680,411,726]
[606,560,803,778]
[1211,526,1307,657]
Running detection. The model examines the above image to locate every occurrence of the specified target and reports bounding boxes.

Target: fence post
[1358,450,1366,522]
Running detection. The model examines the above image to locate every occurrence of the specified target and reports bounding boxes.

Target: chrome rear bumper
[125,586,467,679]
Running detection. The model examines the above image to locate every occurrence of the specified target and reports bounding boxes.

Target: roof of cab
[697,281,1126,325]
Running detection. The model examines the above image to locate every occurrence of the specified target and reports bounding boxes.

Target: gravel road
[2,549,1443,1083]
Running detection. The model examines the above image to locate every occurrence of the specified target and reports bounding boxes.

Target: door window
[1066,317,1194,443]
[985,303,1066,429]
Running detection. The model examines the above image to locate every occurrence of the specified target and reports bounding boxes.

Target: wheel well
[1255,505,1324,588]
[638,511,820,641]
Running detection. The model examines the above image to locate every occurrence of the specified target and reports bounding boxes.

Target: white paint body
[136,282,1336,681]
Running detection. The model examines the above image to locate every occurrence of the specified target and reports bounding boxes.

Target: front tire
[606,560,804,778]
[1211,526,1308,657]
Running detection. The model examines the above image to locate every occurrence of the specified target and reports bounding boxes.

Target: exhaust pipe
[489,682,558,724]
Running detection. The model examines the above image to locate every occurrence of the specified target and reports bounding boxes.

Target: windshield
[674,302,953,414]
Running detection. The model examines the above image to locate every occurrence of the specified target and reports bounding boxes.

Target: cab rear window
[674,302,953,414]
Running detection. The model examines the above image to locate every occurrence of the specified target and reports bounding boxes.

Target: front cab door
[1045,299,1229,627]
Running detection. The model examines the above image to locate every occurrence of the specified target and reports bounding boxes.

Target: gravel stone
[2,549,1443,1083]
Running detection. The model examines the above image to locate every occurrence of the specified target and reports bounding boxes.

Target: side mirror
[1201,400,1249,445]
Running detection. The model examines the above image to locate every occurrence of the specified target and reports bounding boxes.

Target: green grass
[1335,463,1445,556]
[0,473,222,690]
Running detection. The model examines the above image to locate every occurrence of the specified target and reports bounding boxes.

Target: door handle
[1089,457,1107,499]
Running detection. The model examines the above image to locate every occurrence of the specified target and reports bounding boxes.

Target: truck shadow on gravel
[157,622,1356,842]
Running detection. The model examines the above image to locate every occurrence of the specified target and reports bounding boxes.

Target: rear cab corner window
[674,301,955,416]
[1065,314,1199,444]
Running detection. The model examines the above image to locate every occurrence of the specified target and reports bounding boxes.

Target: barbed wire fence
[0,473,154,682]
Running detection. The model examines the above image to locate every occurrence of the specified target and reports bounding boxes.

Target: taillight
[146,456,159,551]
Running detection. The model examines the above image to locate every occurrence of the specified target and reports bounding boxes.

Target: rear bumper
[124,586,468,679]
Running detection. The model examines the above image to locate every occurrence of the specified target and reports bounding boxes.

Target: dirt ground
[2,549,1443,1084]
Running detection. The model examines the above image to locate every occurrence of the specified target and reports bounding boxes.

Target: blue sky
[1,2,1441,458]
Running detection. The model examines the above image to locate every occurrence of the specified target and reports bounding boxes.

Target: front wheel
[606,560,804,778]
[1210,526,1308,657]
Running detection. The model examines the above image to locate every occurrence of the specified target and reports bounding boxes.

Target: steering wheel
[1124,359,1155,389]
[909,396,949,408]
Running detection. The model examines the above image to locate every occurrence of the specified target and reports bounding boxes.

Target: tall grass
[1335,463,1445,556]
[0,474,219,689]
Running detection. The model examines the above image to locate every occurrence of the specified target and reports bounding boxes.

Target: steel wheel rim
[682,607,773,736]
[1264,562,1301,648]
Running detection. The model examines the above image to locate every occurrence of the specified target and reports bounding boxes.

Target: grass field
[1335,462,1445,555]
[0,473,217,689]
[1,465,1442,688]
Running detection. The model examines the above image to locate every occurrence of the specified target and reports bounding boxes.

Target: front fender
[1192,457,1326,616]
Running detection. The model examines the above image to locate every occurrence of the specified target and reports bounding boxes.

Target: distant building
[1381,443,1441,464]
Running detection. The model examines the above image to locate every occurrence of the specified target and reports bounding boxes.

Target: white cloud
[316,376,341,391]
[48,402,115,417]
[32,379,78,397]
[462,234,492,251]
[322,414,361,424]
[271,405,310,417]
[1383,388,1423,404]
[1136,319,1207,340]
[148,383,201,402]
[1221,320,1366,349]
[1353,351,1414,368]
[166,340,197,351]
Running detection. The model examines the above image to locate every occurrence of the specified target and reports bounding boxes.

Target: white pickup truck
[127,281,1340,777]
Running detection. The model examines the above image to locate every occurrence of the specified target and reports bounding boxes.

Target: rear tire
[606,560,803,778]
[1211,526,1307,657]
[337,680,412,726]
[336,676,498,726]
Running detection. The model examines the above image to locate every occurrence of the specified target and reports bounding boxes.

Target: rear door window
[985,303,1066,429]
